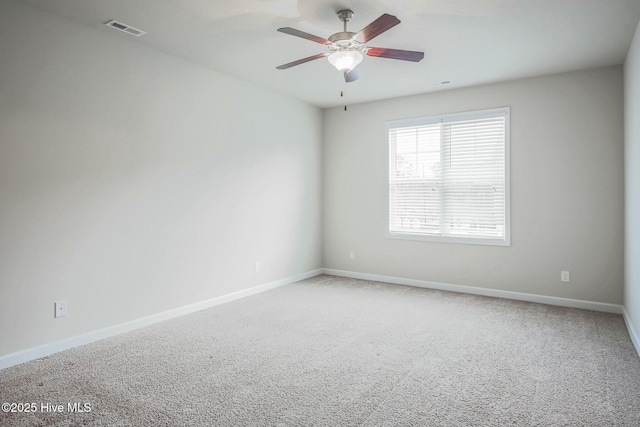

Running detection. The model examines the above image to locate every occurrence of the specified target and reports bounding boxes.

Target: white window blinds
[388,108,510,245]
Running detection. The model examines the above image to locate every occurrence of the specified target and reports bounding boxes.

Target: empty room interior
[1,0,640,425]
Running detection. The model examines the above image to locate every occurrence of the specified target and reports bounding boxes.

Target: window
[387,107,510,246]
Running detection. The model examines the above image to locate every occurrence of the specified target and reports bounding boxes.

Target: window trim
[385,107,511,247]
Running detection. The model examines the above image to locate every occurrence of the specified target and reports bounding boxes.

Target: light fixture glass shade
[328,50,363,73]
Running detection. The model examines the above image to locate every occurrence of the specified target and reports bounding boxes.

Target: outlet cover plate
[54,301,68,318]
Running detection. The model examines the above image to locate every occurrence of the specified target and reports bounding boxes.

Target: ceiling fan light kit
[276,9,424,83]
[328,50,363,73]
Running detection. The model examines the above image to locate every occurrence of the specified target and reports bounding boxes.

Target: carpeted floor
[1,275,639,426]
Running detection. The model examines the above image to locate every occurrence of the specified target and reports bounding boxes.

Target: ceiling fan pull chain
[342,85,348,111]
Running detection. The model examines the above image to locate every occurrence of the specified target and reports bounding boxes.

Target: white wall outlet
[349,250,356,260]
[54,301,67,318]
[561,271,570,283]
[255,261,261,272]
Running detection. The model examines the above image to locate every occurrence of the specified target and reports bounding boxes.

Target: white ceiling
[17,0,640,108]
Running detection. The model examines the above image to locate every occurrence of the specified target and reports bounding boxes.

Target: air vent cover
[105,20,146,37]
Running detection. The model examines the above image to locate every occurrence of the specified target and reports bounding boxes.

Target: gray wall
[0,0,323,357]
[324,67,624,304]
[624,21,640,344]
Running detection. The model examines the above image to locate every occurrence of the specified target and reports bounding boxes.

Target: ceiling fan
[276,10,424,83]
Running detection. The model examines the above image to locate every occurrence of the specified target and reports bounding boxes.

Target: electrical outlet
[255,261,261,272]
[349,250,356,260]
[54,301,67,318]
[561,271,570,283]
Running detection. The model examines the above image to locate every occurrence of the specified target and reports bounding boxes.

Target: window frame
[385,107,511,247]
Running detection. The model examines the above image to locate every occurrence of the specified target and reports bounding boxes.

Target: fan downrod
[337,9,354,31]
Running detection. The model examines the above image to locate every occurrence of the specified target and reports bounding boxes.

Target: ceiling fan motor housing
[328,32,364,53]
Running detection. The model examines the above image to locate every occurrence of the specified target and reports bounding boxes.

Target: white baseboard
[4,268,633,371]
[622,308,640,358]
[322,268,623,314]
[0,269,323,371]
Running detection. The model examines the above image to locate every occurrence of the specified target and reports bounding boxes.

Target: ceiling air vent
[105,20,146,37]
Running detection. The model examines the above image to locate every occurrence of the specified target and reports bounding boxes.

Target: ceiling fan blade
[277,27,330,45]
[355,14,401,43]
[367,47,424,62]
[345,68,359,83]
[276,53,328,70]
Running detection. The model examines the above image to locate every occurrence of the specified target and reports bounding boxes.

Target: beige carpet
[1,275,639,426]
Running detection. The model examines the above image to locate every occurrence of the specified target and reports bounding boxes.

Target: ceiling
[17,0,640,108]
